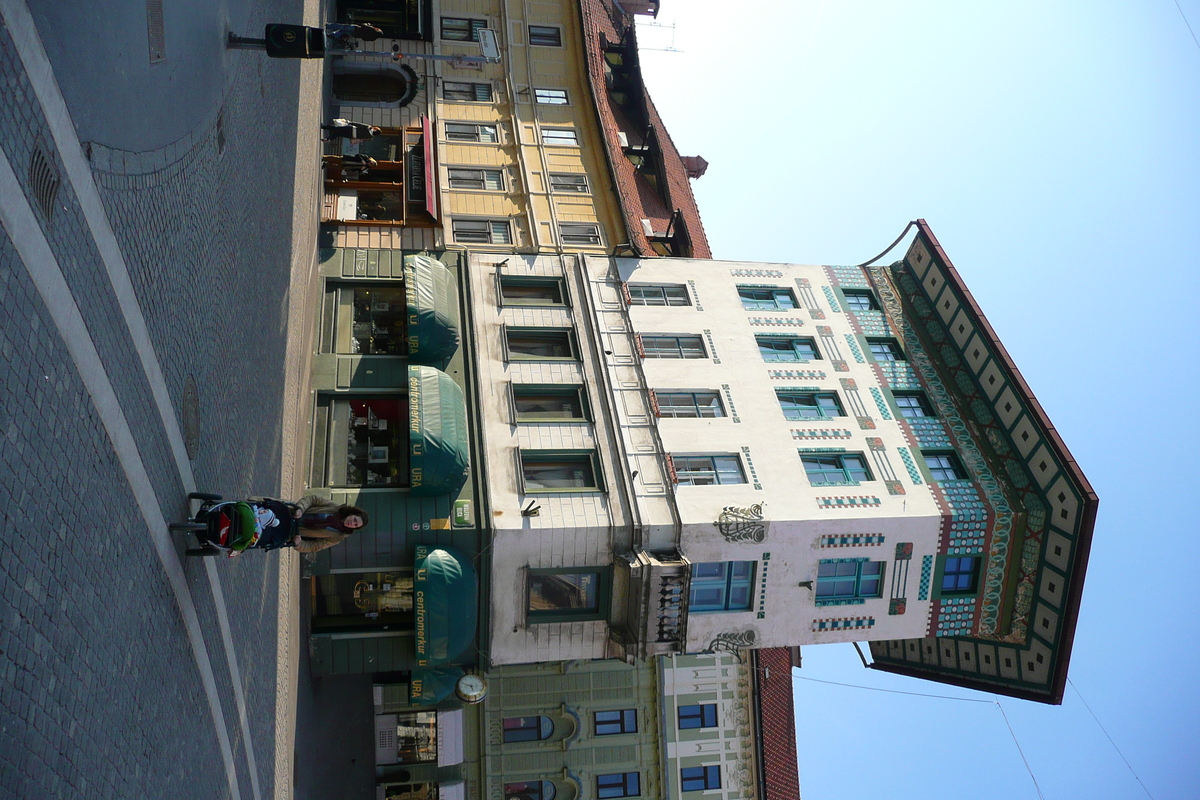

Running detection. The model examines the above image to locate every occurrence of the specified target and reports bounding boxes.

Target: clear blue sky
[638,2,1200,798]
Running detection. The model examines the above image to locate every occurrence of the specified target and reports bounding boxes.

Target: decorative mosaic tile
[798,447,848,453]
[832,360,849,372]
[686,279,703,311]
[703,329,720,364]
[884,480,905,496]
[898,447,923,484]
[894,542,914,560]
[817,496,882,508]
[852,310,892,337]
[756,555,771,618]
[791,429,854,441]
[720,383,740,423]
[819,534,885,548]
[877,361,921,389]
[844,334,865,363]
[769,369,826,380]
[813,616,875,632]
[917,555,933,601]
[889,598,907,615]
[822,286,842,312]
[908,417,953,448]
[935,597,977,637]
[741,446,762,490]
[869,387,893,420]
[748,317,802,328]
[827,266,870,288]
[731,268,784,278]
[856,416,876,430]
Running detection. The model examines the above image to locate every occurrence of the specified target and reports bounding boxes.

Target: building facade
[468,221,1095,703]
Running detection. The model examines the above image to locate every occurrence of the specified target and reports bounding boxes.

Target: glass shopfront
[327,397,409,488]
[335,285,409,355]
[313,571,414,632]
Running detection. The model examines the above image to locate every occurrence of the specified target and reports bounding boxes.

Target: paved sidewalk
[0,0,324,797]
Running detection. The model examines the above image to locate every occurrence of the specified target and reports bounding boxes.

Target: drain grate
[182,376,200,459]
[28,148,60,223]
[147,0,166,63]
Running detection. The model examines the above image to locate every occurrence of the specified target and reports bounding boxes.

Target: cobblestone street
[0,0,323,797]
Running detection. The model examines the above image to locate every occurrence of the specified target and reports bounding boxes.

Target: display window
[333,285,410,355]
[380,784,437,800]
[313,572,414,631]
[324,398,409,488]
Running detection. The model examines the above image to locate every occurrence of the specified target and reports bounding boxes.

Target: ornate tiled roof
[755,648,802,800]
[575,0,712,258]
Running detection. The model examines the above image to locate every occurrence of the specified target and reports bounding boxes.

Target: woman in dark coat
[290,495,370,553]
[320,119,382,142]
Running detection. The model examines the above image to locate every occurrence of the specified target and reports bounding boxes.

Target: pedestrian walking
[341,154,379,180]
[289,494,370,553]
[321,119,382,142]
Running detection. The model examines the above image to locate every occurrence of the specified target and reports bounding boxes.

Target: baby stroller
[170,492,297,558]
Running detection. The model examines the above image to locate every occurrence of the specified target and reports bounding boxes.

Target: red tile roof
[576,0,712,258]
[756,648,801,800]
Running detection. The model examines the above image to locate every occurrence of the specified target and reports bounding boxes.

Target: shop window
[330,284,409,355]
[520,450,602,491]
[502,715,555,743]
[355,191,404,222]
[313,572,414,633]
[506,328,578,360]
[527,569,610,622]
[500,276,567,306]
[512,385,589,421]
[392,711,438,763]
[505,781,557,800]
[323,398,409,488]
[380,783,439,800]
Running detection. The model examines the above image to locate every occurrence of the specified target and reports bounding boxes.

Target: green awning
[409,666,465,706]
[405,254,460,363]
[408,365,469,497]
[413,545,478,666]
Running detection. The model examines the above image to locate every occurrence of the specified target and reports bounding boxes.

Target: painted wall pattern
[821,285,842,312]
[769,369,826,380]
[812,616,875,632]
[843,334,866,363]
[868,265,1007,635]
[748,317,803,328]
[730,268,783,278]
[897,446,923,485]
[820,534,885,548]
[868,387,893,420]
[826,265,871,288]
[908,416,953,448]
[792,429,853,441]
[917,555,933,601]
[851,310,892,337]
[935,597,976,635]
[817,496,882,509]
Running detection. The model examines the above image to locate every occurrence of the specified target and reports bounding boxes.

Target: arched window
[504,781,557,800]
[502,716,555,743]
[331,64,419,107]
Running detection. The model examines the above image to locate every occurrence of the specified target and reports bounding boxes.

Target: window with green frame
[506,328,577,360]
[737,286,797,310]
[527,569,611,622]
[628,284,689,306]
[776,391,843,420]
[867,338,905,361]
[681,766,721,792]
[642,335,706,358]
[842,289,879,311]
[893,391,933,418]
[801,453,872,485]
[500,276,567,306]
[756,336,820,362]
[594,709,637,735]
[673,455,745,485]
[678,703,718,729]
[512,385,589,421]
[816,559,884,604]
[520,450,603,491]
[924,451,966,481]
[655,391,724,418]
[596,772,639,799]
[940,556,980,595]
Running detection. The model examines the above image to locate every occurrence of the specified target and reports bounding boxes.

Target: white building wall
[584,255,945,651]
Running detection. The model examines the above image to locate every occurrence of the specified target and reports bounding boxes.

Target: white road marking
[0,3,265,799]
[0,147,243,800]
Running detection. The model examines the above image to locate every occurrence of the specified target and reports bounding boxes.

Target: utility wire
[995,699,1046,800]
[1069,678,1157,800]
[1173,0,1200,53]
[794,674,1047,799]
[793,673,994,703]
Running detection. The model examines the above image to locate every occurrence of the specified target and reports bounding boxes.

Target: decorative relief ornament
[716,504,766,543]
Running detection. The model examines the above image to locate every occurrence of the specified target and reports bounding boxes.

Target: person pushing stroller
[290,495,369,553]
